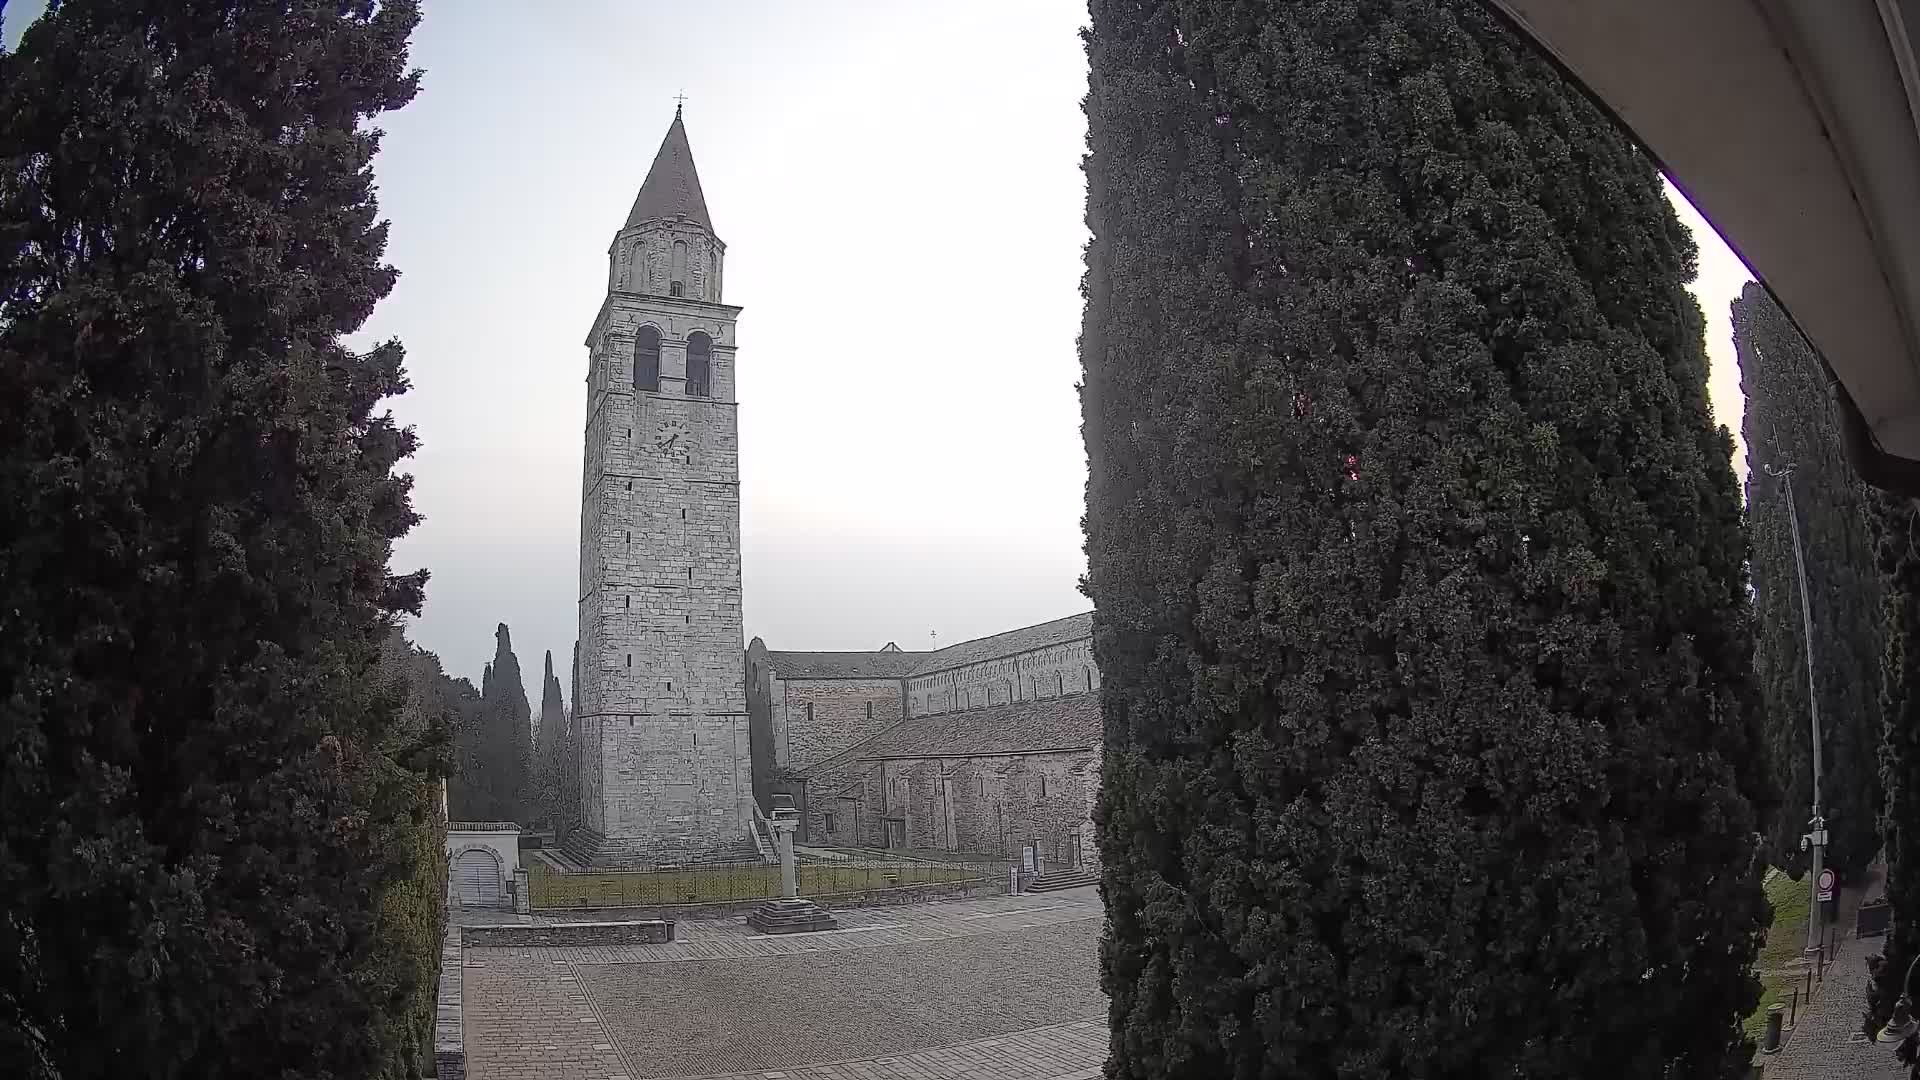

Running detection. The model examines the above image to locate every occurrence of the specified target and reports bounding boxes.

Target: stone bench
[460,919,676,948]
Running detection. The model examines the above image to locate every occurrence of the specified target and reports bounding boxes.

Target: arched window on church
[686,331,712,398]
[671,240,688,297]
[634,326,661,392]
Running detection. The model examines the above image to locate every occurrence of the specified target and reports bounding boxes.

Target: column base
[746,897,839,935]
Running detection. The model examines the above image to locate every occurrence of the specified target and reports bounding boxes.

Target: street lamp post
[1764,462,1829,954]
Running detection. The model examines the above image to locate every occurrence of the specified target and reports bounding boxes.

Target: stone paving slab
[462,887,1109,1080]
[580,920,1103,1078]
[463,959,629,1080]
[461,890,1102,967]
[680,1019,1108,1080]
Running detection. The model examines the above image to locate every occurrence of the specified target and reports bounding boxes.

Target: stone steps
[1026,868,1099,893]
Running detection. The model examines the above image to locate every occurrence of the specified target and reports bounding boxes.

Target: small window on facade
[626,480,632,492]
[626,654,631,668]
[1085,667,1093,691]
[671,240,688,294]
[669,281,684,297]
[686,331,712,398]
[979,777,986,796]
[805,702,814,724]
[625,532,631,544]
[624,595,630,609]
[825,812,837,834]
[634,326,661,392]
[866,701,874,720]
[1040,775,1049,798]
[667,681,672,690]
[1056,672,1065,696]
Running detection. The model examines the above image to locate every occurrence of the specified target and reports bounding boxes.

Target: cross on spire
[673,90,688,118]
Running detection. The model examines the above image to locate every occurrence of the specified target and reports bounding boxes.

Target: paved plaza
[460,887,1108,1080]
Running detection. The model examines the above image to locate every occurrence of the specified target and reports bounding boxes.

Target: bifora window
[634,325,661,392]
[686,331,712,397]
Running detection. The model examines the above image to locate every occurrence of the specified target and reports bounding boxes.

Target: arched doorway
[452,847,503,907]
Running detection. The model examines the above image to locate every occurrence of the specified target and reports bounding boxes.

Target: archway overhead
[1483,0,1920,493]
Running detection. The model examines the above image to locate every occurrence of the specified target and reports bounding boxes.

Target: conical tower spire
[625,111,712,232]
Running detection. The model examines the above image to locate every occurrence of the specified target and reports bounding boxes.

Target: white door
[454,849,501,907]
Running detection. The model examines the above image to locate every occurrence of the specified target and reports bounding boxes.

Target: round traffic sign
[1818,868,1836,891]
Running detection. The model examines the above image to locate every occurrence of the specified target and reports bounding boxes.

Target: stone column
[777,818,798,899]
[746,802,836,934]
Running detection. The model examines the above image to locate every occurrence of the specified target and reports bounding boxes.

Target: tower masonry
[570,109,753,865]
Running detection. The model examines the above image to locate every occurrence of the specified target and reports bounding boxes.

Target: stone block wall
[769,676,906,773]
[582,712,752,863]
[856,750,1099,868]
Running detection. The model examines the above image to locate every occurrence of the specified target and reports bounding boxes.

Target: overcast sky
[6,2,1752,690]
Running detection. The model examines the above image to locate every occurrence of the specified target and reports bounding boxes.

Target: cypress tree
[0,1,428,1076]
[535,649,567,828]
[481,623,532,824]
[1081,2,1768,1076]
[1870,493,1920,1030]
[1736,282,1883,877]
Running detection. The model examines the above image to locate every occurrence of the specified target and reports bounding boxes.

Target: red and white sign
[1816,868,1837,902]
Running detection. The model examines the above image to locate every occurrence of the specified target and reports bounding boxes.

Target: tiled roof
[851,693,1101,760]
[766,650,929,680]
[909,612,1093,676]
[626,111,712,231]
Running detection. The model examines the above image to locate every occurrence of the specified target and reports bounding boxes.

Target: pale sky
[6,2,1752,688]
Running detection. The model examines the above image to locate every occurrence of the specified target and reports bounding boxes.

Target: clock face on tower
[650,416,690,463]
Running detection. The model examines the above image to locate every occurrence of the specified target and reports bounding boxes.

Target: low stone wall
[461,919,677,948]
[434,926,463,1080]
[535,873,998,921]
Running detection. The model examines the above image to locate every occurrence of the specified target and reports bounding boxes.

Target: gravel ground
[579,920,1103,1077]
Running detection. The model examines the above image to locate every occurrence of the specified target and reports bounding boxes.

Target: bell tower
[571,107,752,865]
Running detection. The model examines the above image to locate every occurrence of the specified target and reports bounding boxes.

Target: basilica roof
[763,650,928,680]
[907,612,1093,677]
[625,108,712,232]
[850,692,1101,761]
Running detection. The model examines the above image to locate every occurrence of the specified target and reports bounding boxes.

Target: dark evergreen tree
[1081,2,1768,1076]
[480,623,532,824]
[370,632,454,1079]
[534,649,567,828]
[561,640,581,838]
[0,1,428,1076]
[1737,282,1883,877]
[1870,493,1920,1031]
[441,667,487,821]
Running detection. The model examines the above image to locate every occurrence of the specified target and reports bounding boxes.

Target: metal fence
[528,851,1014,911]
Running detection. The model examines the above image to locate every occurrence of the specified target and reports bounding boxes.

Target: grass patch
[529,860,990,908]
[1742,868,1816,1039]
[1760,869,1814,969]
[1743,968,1800,1040]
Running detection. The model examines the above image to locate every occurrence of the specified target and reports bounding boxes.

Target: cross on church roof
[673,90,687,117]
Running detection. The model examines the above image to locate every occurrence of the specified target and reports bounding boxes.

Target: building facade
[747,617,1104,870]
[570,110,754,866]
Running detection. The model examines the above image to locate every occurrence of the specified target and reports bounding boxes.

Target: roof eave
[1483,0,1920,495]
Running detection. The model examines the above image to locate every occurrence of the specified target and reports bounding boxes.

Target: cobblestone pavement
[1761,928,1899,1078]
[462,887,1107,1080]
[682,1018,1108,1080]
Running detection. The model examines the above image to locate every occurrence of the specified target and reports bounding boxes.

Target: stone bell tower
[569,107,753,866]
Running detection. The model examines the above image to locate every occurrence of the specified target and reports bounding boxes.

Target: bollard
[1762,1003,1786,1053]
[1790,987,1799,1028]
[1815,944,1826,981]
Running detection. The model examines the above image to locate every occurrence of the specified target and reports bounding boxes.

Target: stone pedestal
[746,897,839,934]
